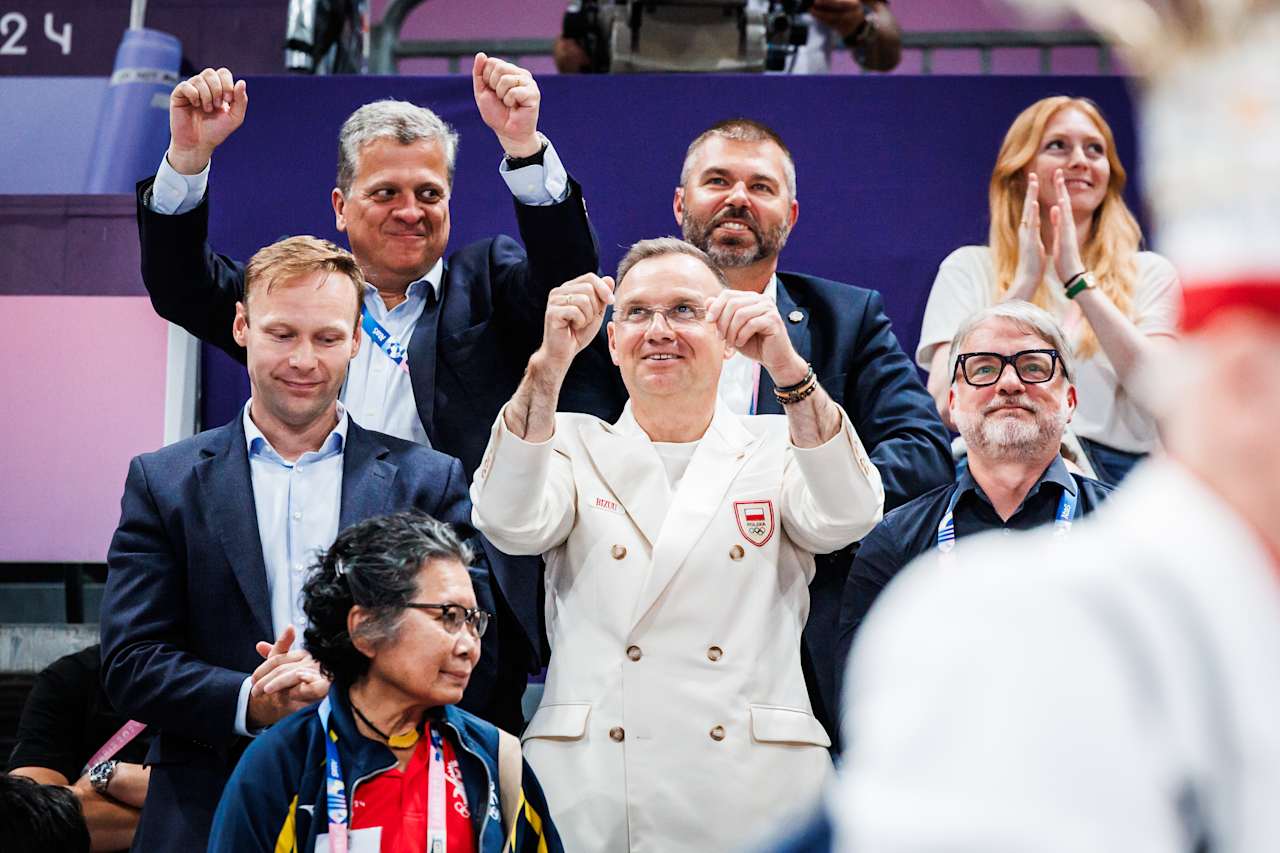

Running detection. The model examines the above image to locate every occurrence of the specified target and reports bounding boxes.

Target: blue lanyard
[936,483,1079,554]
[317,698,447,852]
[360,306,411,375]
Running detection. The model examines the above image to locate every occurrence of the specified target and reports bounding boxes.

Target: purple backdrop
[201,73,1141,428]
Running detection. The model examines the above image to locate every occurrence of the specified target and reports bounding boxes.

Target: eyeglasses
[615,303,708,326]
[953,349,1066,387]
[404,603,491,637]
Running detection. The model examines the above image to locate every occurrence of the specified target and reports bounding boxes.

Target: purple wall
[197,73,1141,429]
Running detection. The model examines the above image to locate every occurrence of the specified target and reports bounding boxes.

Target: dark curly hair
[302,512,474,686]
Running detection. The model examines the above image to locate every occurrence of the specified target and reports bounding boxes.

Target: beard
[954,394,1069,461]
[681,204,791,269]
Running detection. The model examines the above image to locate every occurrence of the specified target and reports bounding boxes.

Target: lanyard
[936,483,1079,555]
[749,362,761,415]
[318,698,448,853]
[360,306,412,375]
[81,719,147,776]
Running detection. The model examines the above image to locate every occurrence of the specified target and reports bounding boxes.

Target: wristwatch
[89,758,119,795]
[503,133,549,170]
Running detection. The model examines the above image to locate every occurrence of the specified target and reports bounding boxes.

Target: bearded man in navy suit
[672,119,953,743]
[101,236,502,850]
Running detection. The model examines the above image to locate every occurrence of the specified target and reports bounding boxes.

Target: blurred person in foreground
[472,238,883,852]
[0,773,90,853]
[210,512,562,852]
[827,3,1280,851]
[833,302,1112,686]
[8,644,153,851]
[917,95,1181,486]
[101,236,490,851]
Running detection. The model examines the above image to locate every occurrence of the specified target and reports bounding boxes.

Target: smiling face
[674,136,799,269]
[1029,107,1111,219]
[360,557,480,709]
[607,252,730,405]
[232,269,361,437]
[332,137,451,289]
[949,317,1076,462]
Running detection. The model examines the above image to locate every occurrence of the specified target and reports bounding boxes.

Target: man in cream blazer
[472,237,883,852]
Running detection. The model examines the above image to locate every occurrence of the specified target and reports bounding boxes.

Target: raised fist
[167,67,248,175]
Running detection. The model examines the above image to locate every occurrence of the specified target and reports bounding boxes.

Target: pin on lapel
[787,310,803,324]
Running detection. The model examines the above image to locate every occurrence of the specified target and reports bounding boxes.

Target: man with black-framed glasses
[833,301,1113,677]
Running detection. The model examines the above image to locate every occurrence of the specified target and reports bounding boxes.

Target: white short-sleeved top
[916,245,1180,454]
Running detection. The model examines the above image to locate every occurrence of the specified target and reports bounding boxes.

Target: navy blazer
[573,271,953,744]
[99,416,503,850]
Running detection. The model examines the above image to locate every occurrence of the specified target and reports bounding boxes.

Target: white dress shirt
[233,400,347,736]
[718,274,778,415]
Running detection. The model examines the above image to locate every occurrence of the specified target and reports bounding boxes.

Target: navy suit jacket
[135,174,609,725]
[99,416,504,850]
[576,271,953,743]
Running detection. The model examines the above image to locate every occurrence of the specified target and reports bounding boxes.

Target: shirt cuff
[150,155,210,215]
[499,137,570,207]
[792,409,883,505]
[233,674,259,738]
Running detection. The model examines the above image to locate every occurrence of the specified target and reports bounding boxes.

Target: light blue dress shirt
[149,137,571,447]
[233,400,348,736]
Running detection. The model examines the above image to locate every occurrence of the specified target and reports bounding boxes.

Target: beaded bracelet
[774,364,818,405]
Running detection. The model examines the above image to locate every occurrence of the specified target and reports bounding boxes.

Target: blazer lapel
[757,275,811,416]
[628,403,755,630]
[195,419,273,641]
[580,405,668,548]
[339,422,396,529]
[407,267,444,445]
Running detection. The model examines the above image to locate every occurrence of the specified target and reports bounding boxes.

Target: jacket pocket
[748,704,832,748]
[522,702,591,741]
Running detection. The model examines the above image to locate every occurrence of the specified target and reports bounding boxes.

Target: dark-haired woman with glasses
[917,96,1180,485]
[209,512,564,853]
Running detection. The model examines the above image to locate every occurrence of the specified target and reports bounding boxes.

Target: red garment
[350,724,478,853]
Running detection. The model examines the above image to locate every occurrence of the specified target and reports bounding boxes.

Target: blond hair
[988,96,1141,359]
[243,235,365,326]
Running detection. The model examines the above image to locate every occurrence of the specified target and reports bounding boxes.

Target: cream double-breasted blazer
[472,400,883,852]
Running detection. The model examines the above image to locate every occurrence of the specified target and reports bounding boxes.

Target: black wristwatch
[504,134,549,170]
[89,759,119,795]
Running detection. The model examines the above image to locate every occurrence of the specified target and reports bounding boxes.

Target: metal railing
[369,0,1111,75]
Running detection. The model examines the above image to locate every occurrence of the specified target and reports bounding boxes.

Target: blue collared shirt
[343,265,441,446]
[233,400,348,736]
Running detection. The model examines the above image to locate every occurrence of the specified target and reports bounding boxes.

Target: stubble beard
[681,206,791,269]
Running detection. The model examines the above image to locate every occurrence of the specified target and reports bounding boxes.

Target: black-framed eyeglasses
[404,603,491,637]
[953,349,1067,387]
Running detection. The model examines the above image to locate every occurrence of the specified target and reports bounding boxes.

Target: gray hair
[615,237,730,292]
[336,99,460,195]
[679,118,798,200]
[302,511,475,685]
[947,301,1075,382]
